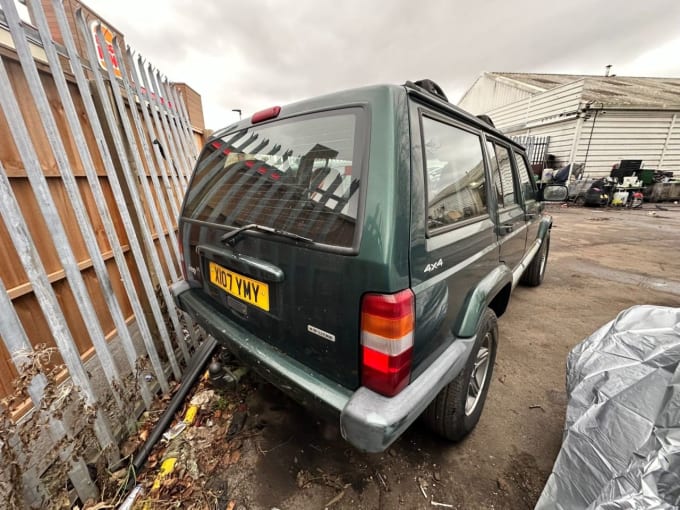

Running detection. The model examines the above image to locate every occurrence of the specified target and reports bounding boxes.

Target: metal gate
[0,0,203,506]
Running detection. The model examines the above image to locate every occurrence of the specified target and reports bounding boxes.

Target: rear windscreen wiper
[220,223,313,246]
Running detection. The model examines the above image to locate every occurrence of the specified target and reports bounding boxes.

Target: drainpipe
[132,335,218,473]
[569,109,586,164]
[582,101,604,171]
[659,113,677,169]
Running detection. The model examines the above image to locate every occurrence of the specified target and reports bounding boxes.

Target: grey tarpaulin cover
[536,305,680,510]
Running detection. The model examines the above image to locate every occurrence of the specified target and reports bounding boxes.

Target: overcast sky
[85,0,680,130]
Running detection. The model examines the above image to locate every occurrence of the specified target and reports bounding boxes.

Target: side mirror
[541,184,568,202]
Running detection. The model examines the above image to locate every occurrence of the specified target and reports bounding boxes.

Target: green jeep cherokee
[171,81,565,452]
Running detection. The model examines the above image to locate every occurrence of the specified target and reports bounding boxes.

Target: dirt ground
[130,204,680,510]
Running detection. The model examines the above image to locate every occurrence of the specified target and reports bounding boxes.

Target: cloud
[84,0,680,129]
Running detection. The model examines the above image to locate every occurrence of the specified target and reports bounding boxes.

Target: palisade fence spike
[28,0,166,402]
[135,53,186,211]
[110,34,205,354]
[166,72,199,163]
[85,16,189,363]
[118,43,184,219]
[151,66,193,185]
[0,0,127,416]
[50,0,177,386]
[164,75,197,186]
[4,0,157,416]
[91,23,179,284]
[110,35,182,264]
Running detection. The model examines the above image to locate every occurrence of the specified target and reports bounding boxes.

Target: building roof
[488,72,680,109]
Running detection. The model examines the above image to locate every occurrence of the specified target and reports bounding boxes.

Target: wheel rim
[465,333,492,416]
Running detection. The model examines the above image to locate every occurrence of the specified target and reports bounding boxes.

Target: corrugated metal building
[459,72,680,178]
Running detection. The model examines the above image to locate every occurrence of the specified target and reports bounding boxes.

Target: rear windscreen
[183,109,365,248]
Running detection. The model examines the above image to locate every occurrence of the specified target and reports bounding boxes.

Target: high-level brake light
[251,106,281,124]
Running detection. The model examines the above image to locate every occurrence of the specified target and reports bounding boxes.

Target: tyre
[574,195,586,206]
[423,308,498,441]
[520,233,550,287]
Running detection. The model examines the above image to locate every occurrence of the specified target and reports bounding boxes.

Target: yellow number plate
[209,261,270,311]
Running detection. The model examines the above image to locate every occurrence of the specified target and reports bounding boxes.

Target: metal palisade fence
[0,0,204,505]
[513,135,550,167]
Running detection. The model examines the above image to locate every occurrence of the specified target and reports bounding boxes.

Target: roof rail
[405,79,448,102]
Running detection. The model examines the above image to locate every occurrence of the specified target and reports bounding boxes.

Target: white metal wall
[574,110,680,177]
[458,73,535,114]
[486,80,585,133]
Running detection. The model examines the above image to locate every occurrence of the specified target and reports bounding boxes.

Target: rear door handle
[500,223,513,233]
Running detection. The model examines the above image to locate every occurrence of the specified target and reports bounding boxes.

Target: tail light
[361,289,414,397]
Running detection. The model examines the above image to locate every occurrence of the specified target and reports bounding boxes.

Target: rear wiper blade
[220,223,313,245]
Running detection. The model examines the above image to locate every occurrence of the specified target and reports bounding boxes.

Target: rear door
[180,108,369,389]
[408,105,498,376]
[486,139,526,269]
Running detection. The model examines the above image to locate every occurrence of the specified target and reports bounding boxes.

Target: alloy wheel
[465,333,492,416]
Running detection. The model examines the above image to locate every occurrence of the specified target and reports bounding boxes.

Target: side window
[485,141,503,207]
[423,117,487,231]
[494,143,518,206]
[514,152,537,201]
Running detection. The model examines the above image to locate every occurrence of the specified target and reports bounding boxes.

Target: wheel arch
[455,266,512,338]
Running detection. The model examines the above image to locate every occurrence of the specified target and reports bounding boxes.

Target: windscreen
[183,109,364,248]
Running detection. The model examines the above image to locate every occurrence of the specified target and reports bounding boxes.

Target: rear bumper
[171,281,476,452]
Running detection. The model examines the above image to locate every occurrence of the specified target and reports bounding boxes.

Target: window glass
[494,143,517,206]
[423,117,487,230]
[183,109,363,247]
[514,152,537,201]
[485,141,503,207]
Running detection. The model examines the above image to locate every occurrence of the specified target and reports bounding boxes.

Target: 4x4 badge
[424,259,443,273]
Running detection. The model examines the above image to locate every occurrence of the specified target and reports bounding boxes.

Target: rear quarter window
[182,109,366,248]
[422,116,488,231]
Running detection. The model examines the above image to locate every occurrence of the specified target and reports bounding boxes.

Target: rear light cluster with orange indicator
[360,289,415,397]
